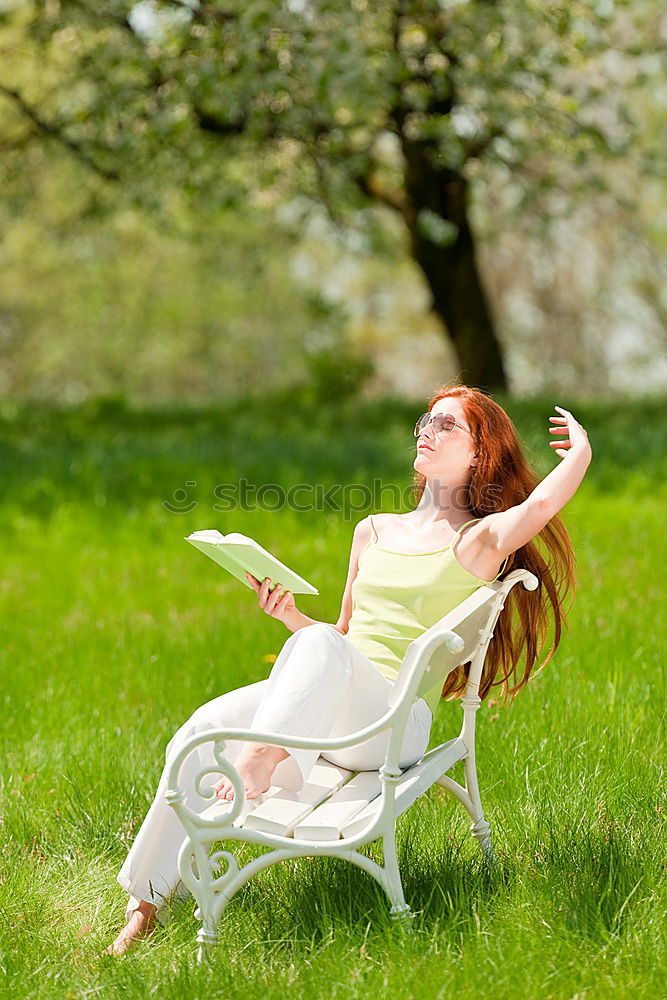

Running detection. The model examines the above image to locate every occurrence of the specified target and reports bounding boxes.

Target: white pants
[117,623,432,922]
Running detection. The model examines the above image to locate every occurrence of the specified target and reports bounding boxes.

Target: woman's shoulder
[373,512,408,527]
[368,512,408,536]
[351,515,375,545]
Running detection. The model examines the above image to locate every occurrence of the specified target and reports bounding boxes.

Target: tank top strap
[496,553,510,578]
[450,517,482,546]
[369,514,379,543]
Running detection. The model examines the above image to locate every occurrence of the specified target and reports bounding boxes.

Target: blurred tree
[0,0,663,391]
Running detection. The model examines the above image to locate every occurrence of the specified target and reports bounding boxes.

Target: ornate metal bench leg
[378,765,413,928]
[389,901,413,923]
[470,817,497,866]
[382,835,413,928]
[461,745,498,866]
[196,923,218,964]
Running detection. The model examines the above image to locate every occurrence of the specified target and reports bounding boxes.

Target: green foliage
[1,0,662,225]
[0,394,665,996]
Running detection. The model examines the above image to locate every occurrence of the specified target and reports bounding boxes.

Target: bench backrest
[388,569,538,711]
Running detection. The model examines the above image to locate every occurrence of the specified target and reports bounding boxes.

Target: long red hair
[412,383,577,706]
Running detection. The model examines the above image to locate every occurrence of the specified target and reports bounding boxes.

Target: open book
[185,530,319,595]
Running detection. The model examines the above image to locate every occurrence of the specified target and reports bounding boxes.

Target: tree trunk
[401,140,508,392]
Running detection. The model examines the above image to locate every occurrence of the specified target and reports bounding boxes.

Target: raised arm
[245,516,372,635]
[482,405,592,558]
[332,515,373,635]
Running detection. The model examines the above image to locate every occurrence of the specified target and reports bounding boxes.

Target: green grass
[0,392,665,999]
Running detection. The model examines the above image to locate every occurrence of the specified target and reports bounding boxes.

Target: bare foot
[105,900,157,956]
[213,743,289,802]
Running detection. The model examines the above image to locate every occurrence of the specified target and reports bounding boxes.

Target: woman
[107,384,591,955]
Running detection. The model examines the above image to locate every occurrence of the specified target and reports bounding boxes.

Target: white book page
[186,529,225,543]
[220,532,257,546]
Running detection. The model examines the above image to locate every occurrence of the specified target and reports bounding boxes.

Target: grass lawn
[0,392,665,999]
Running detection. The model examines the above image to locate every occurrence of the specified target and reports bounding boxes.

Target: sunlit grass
[0,393,665,999]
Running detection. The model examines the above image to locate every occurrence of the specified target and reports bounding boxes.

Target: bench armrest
[165,707,396,797]
[165,627,466,804]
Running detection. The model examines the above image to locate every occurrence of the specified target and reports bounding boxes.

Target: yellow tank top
[345,516,508,718]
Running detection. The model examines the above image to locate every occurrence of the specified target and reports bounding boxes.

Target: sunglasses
[414,411,472,438]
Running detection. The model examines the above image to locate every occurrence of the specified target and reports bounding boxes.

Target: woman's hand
[548,405,592,460]
[245,572,297,624]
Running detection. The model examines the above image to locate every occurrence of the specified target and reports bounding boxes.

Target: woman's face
[413,396,478,488]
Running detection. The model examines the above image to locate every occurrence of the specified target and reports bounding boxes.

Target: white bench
[165,567,538,960]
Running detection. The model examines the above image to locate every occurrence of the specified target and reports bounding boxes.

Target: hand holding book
[245,572,298,625]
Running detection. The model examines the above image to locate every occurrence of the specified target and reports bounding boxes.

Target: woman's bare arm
[481,405,592,558]
[332,516,373,634]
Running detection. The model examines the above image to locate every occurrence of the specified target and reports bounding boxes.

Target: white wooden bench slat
[242,759,354,836]
[339,738,464,838]
[293,770,383,841]
[198,782,282,829]
[338,796,382,840]
[195,760,355,833]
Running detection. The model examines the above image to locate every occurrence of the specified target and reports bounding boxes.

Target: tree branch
[352,170,407,216]
[0,84,120,181]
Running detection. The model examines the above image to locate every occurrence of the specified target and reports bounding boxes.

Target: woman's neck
[413,481,472,526]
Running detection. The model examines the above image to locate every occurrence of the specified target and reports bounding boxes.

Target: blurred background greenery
[1,0,666,407]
